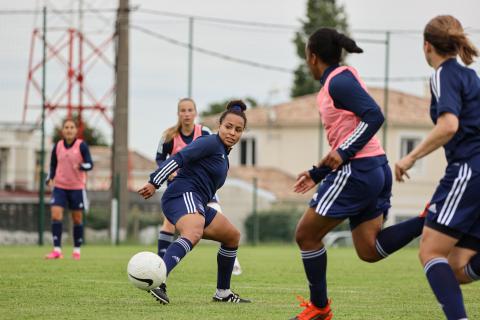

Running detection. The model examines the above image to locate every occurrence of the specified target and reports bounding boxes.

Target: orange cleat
[45,250,64,260]
[290,296,333,320]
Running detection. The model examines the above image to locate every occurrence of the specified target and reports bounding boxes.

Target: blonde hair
[424,15,478,65]
[163,98,197,143]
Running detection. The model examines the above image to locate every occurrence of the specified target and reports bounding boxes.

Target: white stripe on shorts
[316,164,351,215]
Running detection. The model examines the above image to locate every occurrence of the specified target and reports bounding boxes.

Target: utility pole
[38,6,47,246]
[187,16,194,98]
[112,0,129,243]
[382,31,390,151]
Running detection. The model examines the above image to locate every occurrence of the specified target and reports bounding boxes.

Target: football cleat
[45,250,64,260]
[150,283,169,304]
[232,258,242,276]
[290,296,332,320]
[212,291,251,303]
[72,252,81,260]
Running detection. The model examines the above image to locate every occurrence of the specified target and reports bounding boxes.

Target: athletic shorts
[425,161,480,242]
[309,162,392,230]
[162,191,217,227]
[51,187,88,210]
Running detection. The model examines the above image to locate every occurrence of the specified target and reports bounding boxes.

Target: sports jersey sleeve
[79,142,94,171]
[432,67,462,117]
[155,136,173,167]
[149,136,216,188]
[329,71,385,161]
[46,143,58,182]
[201,126,212,135]
[308,165,332,184]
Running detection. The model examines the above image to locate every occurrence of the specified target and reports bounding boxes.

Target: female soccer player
[139,100,250,304]
[45,119,93,260]
[396,15,480,320]
[290,28,425,320]
[155,98,242,275]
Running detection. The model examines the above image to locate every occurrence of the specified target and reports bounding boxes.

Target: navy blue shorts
[426,161,480,240]
[309,162,392,230]
[161,191,217,227]
[51,187,88,210]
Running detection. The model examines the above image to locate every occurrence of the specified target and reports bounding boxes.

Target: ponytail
[424,15,478,65]
[219,100,247,128]
[308,28,363,65]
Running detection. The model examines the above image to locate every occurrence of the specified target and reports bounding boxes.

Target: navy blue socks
[301,247,328,308]
[425,257,467,320]
[163,237,193,275]
[217,246,237,289]
[376,216,424,258]
[158,231,175,258]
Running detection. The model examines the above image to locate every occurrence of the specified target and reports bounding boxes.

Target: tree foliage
[291,0,349,98]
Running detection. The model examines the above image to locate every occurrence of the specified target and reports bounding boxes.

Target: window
[400,136,423,172]
[239,138,256,166]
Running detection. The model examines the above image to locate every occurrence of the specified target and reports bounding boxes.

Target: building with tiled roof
[203,88,447,224]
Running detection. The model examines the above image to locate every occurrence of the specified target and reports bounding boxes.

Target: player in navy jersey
[396,15,480,320]
[45,119,93,260]
[289,28,426,320]
[139,100,251,304]
[155,98,242,275]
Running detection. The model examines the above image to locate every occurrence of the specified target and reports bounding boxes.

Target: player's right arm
[45,143,58,186]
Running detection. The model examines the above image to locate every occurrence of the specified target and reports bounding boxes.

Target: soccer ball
[127,251,167,290]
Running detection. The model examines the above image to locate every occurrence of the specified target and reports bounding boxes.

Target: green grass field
[1,244,479,320]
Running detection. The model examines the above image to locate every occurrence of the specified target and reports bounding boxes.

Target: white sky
[0,0,479,158]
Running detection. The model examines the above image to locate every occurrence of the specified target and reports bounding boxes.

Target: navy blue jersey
[320,64,385,163]
[156,126,211,166]
[430,58,480,164]
[48,139,93,180]
[149,134,229,204]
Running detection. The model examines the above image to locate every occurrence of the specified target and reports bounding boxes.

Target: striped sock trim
[424,257,448,274]
[218,246,238,258]
[301,247,326,260]
[375,239,389,258]
[464,263,480,281]
[175,238,193,253]
[158,231,174,242]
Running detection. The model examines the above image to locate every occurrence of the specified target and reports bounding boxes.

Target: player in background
[155,98,242,275]
[139,101,251,304]
[396,15,480,320]
[290,28,426,320]
[45,119,93,260]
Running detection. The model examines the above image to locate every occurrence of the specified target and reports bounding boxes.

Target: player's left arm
[79,142,94,171]
[395,72,460,182]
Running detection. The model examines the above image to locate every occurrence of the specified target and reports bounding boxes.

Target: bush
[244,209,303,243]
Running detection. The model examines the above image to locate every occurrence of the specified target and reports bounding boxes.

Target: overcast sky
[0,0,478,158]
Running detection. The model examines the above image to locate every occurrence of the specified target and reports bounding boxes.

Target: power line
[131,24,294,73]
[132,24,431,82]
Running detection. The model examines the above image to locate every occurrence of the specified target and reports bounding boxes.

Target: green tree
[291,0,349,98]
[201,97,258,117]
[52,115,108,146]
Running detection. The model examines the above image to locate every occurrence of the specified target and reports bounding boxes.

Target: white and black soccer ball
[127,251,167,290]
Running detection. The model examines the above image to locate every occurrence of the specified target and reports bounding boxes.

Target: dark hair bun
[226,100,247,112]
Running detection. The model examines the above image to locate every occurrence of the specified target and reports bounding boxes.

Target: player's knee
[224,227,241,247]
[357,249,380,263]
[295,229,320,249]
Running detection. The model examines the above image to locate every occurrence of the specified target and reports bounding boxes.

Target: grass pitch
[1,244,479,319]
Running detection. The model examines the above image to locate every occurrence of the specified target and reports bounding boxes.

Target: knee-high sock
[52,221,62,248]
[217,246,237,289]
[163,237,193,276]
[73,224,83,248]
[425,257,467,320]
[375,216,424,258]
[301,247,328,308]
[465,253,480,281]
[157,231,174,258]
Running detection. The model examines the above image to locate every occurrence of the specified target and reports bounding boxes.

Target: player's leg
[45,187,66,259]
[157,219,175,258]
[448,246,478,284]
[420,226,467,320]
[69,189,86,260]
[203,210,249,303]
